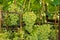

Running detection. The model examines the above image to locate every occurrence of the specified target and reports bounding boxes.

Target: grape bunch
[8,3,20,12]
[3,13,19,26]
[0,30,10,40]
[37,24,51,40]
[9,14,19,25]
[23,11,37,26]
[23,11,36,33]
[33,24,51,40]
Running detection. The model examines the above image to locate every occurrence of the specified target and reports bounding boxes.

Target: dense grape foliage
[0,0,59,40]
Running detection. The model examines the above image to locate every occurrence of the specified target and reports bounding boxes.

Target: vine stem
[19,0,26,40]
[28,0,31,11]
[0,5,2,32]
[14,0,16,4]
[20,0,26,28]
[40,0,47,23]
[53,5,59,40]
[0,10,2,32]
[58,5,60,40]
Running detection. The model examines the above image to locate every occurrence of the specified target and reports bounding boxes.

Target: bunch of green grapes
[8,3,20,12]
[33,24,51,40]
[13,29,24,40]
[37,24,51,40]
[3,13,19,26]
[9,14,19,25]
[33,24,51,34]
[3,13,10,26]
[23,11,36,33]
[23,11,37,26]
[0,30,10,40]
